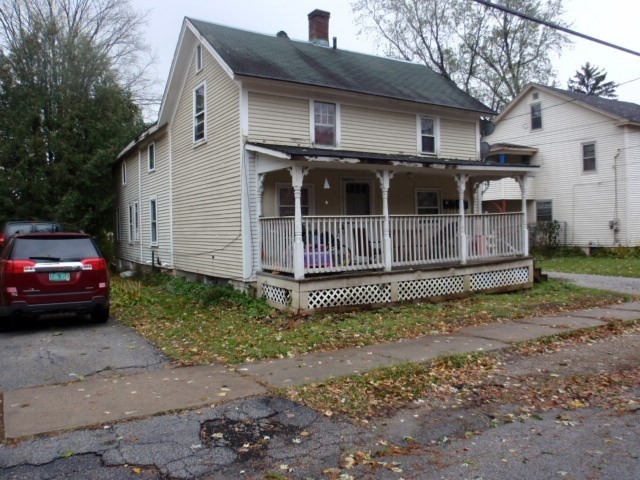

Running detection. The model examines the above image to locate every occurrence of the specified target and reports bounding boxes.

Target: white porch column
[516,175,530,256]
[455,174,469,265]
[256,174,265,272]
[375,170,394,271]
[290,165,308,279]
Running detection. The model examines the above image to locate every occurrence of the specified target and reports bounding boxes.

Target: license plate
[49,272,70,282]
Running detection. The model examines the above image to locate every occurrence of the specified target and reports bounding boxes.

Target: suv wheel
[91,308,110,323]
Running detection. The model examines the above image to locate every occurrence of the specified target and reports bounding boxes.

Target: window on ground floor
[277,184,313,216]
[415,189,441,215]
[536,200,552,222]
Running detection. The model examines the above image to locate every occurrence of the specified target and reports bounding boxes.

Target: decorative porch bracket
[290,165,309,279]
[516,175,530,256]
[375,170,395,271]
[455,174,469,265]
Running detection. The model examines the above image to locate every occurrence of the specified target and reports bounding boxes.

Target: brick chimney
[308,9,330,46]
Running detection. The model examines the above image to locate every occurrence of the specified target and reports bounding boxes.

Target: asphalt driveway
[0,316,169,391]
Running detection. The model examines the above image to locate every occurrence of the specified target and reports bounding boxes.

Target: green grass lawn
[539,257,640,278]
[111,273,628,366]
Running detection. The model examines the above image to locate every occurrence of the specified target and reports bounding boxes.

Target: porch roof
[247,143,538,175]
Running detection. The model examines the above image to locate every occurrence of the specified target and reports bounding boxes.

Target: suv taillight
[4,260,36,273]
[0,233,4,247]
[81,258,107,271]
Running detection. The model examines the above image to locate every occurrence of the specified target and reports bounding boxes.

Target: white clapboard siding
[488,86,635,247]
[170,45,243,279]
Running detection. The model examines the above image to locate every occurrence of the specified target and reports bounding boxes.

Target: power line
[471,0,640,58]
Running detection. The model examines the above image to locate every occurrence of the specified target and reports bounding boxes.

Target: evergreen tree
[0,0,148,233]
[567,62,618,98]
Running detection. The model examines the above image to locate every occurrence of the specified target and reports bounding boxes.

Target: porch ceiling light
[324,177,330,189]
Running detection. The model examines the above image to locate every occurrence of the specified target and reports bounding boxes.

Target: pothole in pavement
[200,417,302,460]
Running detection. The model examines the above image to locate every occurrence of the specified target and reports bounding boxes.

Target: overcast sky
[135,0,640,117]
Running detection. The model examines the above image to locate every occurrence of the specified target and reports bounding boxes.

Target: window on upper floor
[531,103,542,130]
[536,200,552,222]
[148,142,155,172]
[419,116,437,154]
[415,189,441,215]
[314,101,336,147]
[277,185,313,217]
[195,44,203,72]
[193,83,206,143]
[121,162,127,185]
[149,197,158,246]
[582,143,596,172]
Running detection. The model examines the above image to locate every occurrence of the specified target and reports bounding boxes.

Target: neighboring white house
[114,10,537,312]
[484,84,640,250]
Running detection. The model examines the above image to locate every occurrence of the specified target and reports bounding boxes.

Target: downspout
[623,127,631,246]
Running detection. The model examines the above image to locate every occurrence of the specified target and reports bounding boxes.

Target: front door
[344,180,372,215]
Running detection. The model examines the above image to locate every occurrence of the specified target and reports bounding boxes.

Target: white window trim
[310,100,340,148]
[414,188,442,215]
[128,202,140,243]
[582,141,597,173]
[149,196,158,246]
[147,142,156,172]
[121,162,127,185]
[416,115,439,155]
[193,81,207,145]
[275,183,315,217]
[195,44,203,73]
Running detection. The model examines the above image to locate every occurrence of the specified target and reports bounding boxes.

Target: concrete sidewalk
[4,302,640,439]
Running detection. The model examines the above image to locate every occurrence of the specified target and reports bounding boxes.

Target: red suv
[0,232,110,323]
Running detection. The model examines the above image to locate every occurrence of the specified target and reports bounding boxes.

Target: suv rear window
[11,238,99,261]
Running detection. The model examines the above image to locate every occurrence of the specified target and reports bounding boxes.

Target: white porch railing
[260,212,524,275]
[389,215,460,266]
[466,213,524,260]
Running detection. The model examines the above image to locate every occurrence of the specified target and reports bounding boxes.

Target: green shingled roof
[188,18,494,115]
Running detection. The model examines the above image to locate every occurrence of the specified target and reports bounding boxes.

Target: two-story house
[115,10,536,312]
[483,84,640,250]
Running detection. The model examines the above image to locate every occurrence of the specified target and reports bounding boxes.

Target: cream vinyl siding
[489,87,631,247]
[170,46,243,279]
[261,168,463,217]
[115,151,141,263]
[340,105,415,154]
[439,118,477,159]
[139,134,172,267]
[247,92,480,159]
[248,92,310,145]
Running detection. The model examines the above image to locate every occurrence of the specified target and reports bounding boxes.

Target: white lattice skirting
[258,259,533,312]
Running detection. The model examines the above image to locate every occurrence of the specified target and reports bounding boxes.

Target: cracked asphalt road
[0,318,638,479]
[0,316,169,390]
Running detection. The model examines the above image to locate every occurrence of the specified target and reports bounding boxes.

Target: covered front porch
[249,144,535,311]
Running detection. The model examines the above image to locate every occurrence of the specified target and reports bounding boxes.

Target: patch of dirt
[200,416,302,461]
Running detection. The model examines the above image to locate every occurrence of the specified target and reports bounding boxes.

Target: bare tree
[0,0,159,111]
[352,0,572,110]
